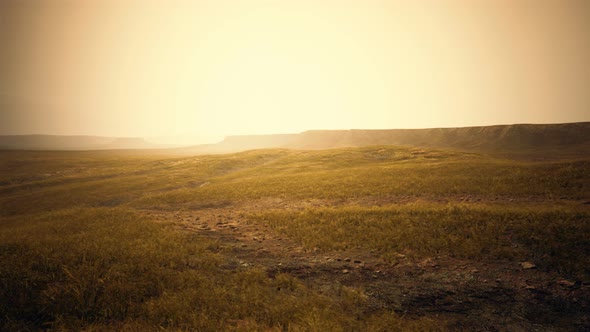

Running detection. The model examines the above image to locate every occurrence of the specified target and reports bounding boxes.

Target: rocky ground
[144,199,590,331]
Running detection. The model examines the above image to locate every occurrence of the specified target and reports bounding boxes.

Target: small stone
[520,262,536,269]
[418,258,438,268]
[344,258,351,262]
[557,279,575,287]
[354,260,362,264]
[470,269,479,274]
[342,269,349,274]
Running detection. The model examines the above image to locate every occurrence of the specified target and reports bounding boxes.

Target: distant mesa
[218,134,299,151]
[289,122,590,153]
[1,122,589,157]
[182,122,590,158]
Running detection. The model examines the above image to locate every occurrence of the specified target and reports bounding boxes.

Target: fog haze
[1,0,589,144]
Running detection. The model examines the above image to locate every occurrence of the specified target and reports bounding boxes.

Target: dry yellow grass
[1,146,588,330]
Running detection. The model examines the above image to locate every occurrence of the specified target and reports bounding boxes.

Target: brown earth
[143,198,590,332]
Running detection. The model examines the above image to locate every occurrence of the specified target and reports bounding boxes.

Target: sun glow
[1,0,589,143]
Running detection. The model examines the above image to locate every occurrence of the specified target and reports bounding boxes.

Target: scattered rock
[557,279,576,287]
[520,261,536,269]
[342,269,349,274]
[344,258,351,262]
[418,258,438,268]
[354,260,361,264]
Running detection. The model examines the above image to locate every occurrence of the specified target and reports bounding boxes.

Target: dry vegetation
[1,146,589,331]
[254,205,589,276]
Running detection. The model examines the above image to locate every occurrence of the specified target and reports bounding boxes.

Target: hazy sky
[1,0,589,143]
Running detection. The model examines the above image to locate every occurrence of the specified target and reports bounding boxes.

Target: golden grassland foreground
[1,146,589,331]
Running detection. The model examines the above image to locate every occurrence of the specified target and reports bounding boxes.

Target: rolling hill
[1,142,588,331]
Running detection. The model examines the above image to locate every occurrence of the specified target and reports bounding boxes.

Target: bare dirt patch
[144,199,590,331]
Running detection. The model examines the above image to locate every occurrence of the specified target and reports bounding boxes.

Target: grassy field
[1,146,589,331]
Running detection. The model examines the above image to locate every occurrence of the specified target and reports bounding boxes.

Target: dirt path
[143,200,590,331]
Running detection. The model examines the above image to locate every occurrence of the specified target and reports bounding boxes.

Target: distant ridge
[183,122,590,157]
[287,122,590,152]
[0,135,156,150]
[2,122,589,156]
